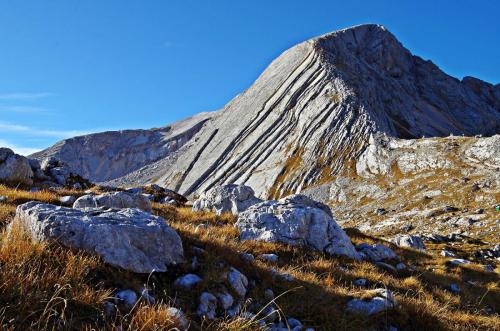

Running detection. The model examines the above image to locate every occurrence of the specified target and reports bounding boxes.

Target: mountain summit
[34,24,500,198]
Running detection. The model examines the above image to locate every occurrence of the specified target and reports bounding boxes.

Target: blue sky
[1,1,499,155]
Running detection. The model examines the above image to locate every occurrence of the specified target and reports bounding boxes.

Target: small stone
[240,252,255,263]
[395,262,406,271]
[450,259,472,265]
[258,253,279,263]
[264,288,275,301]
[217,292,234,310]
[441,250,456,257]
[449,283,460,294]
[115,289,137,310]
[166,307,189,330]
[139,286,155,305]
[354,278,367,287]
[287,318,303,329]
[59,195,76,206]
[197,292,217,320]
[174,274,202,289]
[227,267,248,297]
[0,196,7,203]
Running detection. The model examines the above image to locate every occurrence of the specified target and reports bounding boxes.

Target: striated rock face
[13,201,184,273]
[103,24,500,198]
[31,112,213,183]
[34,24,500,199]
[235,194,360,259]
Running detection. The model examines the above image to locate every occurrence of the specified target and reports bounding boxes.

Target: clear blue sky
[1,0,499,154]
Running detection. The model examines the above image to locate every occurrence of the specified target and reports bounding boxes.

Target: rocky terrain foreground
[0,23,499,330]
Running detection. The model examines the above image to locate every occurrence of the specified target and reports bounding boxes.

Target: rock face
[31,112,213,183]
[192,184,262,215]
[31,24,500,201]
[13,201,183,273]
[235,194,360,259]
[73,191,152,212]
[0,148,33,185]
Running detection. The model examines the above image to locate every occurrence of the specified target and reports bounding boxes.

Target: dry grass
[0,186,498,330]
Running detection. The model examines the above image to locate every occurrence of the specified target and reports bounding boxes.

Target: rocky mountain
[31,112,213,183]
[34,24,500,199]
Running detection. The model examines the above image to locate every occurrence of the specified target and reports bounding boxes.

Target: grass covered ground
[0,185,498,330]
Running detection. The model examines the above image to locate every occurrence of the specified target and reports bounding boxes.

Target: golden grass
[0,187,498,330]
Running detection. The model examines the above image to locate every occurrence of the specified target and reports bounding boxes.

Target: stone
[197,292,217,320]
[0,196,7,203]
[356,243,398,262]
[174,274,202,289]
[391,235,426,250]
[217,292,234,310]
[240,252,255,263]
[450,259,472,265]
[227,267,248,297]
[73,191,152,212]
[354,278,367,287]
[13,201,183,273]
[59,196,76,207]
[483,265,495,273]
[346,289,396,315]
[192,184,262,216]
[236,195,360,260]
[449,283,460,294]
[115,289,138,310]
[0,148,33,185]
[264,289,275,301]
[258,253,279,263]
[441,250,457,257]
[166,307,189,330]
[139,286,155,305]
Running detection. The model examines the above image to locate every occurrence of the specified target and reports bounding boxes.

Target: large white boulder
[235,194,360,259]
[192,184,262,216]
[13,201,183,273]
[0,148,34,185]
[73,191,152,212]
[391,234,426,250]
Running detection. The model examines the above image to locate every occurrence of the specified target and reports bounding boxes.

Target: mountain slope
[37,24,500,198]
[107,24,500,197]
[31,112,213,183]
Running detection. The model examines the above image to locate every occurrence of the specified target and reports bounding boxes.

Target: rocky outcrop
[30,157,91,189]
[13,201,183,273]
[31,112,213,183]
[235,194,360,259]
[192,184,262,215]
[73,191,152,212]
[0,148,33,185]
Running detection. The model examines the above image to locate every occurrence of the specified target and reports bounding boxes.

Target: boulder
[346,289,396,315]
[193,184,262,216]
[236,194,360,260]
[73,191,152,212]
[227,267,248,297]
[391,234,426,250]
[356,243,398,262]
[0,148,33,185]
[13,201,183,273]
[174,274,202,289]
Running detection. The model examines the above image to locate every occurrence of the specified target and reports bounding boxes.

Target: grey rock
[258,253,279,263]
[59,196,76,207]
[449,283,460,294]
[0,148,33,185]
[236,194,359,260]
[354,278,367,287]
[441,250,457,257]
[13,201,183,273]
[356,243,398,262]
[264,288,275,301]
[391,234,426,250]
[166,307,189,330]
[450,259,472,265]
[174,274,202,289]
[139,286,155,305]
[227,267,248,297]
[192,184,262,216]
[197,292,217,320]
[73,191,152,212]
[115,289,138,310]
[240,252,255,263]
[217,292,234,310]
[346,289,396,315]
[0,196,7,203]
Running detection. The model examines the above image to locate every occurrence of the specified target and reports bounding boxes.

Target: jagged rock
[0,148,33,185]
[356,243,398,262]
[13,201,183,273]
[227,267,248,297]
[192,184,262,216]
[31,157,91,189]
[174,274,202,289]
[73,191,152,212]
[197,292,217,320]
[236,195,360,259]
[391,234,426,250]
[346,289,396,315]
